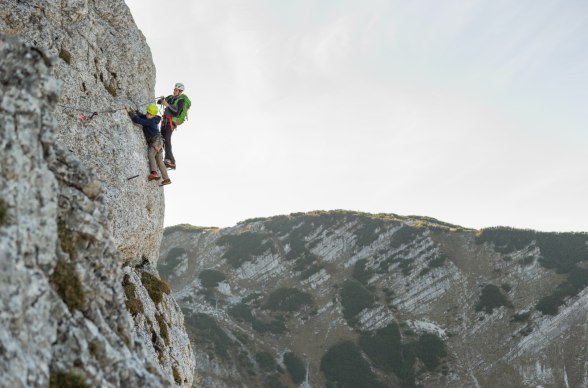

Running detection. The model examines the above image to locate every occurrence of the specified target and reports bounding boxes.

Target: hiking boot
[148,172,160,181]
[164,159,176,169]
[160,179,172,186]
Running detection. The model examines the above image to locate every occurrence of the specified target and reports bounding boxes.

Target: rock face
[160,212,588,388]
[0,1,194,386]
[0,0,161,263]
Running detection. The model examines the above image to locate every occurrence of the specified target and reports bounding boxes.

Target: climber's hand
[125,107,136,119]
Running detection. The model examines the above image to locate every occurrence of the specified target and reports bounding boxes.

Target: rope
[56,97,163,115]
[56,104,121,114]
[56,96,165,126]
[56,97,160,127]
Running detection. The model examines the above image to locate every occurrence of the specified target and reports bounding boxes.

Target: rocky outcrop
[0,0,194,386]
[160,212,588,388]
[0,0,161,263]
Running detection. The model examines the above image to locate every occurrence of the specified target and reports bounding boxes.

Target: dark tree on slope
[320,341,387,388]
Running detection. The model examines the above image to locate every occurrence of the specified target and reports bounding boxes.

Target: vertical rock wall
[0,0,163,263]
[0,0,195,386]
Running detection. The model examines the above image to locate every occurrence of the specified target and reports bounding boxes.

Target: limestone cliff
[1,0,161,263]
[160,211,588,388]
[0,1,194,386]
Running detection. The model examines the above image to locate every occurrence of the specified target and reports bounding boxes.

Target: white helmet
[174,82,185,91]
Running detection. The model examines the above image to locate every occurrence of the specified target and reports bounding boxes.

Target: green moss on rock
[172,366,182,385]
[123,277,144,316]
[58,220,77,259]
[51,259,86,311]
[49,371,90,388]
[88,340,100,358]
[105,82,117,97]
[156,312,170,346]
[0,199,8,226]
[141,271,171,305]
[58,48,72,64]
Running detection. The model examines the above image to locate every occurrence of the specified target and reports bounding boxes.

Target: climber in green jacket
[157,82,191,170]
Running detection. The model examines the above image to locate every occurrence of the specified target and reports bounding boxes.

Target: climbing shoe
[148,172,160,181]
[160,179,172,186]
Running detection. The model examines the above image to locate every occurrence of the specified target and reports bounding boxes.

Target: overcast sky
[125,0,588,232]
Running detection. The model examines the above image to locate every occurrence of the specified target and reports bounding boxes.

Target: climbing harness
[162,115,174,133]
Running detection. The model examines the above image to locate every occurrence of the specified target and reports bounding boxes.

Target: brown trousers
[148,137,169,180]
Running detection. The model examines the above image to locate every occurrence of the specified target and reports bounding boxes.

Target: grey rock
[0,0,195,385]
[1,0,162,264]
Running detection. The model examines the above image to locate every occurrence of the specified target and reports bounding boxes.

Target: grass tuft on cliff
[141,271,171,305]
[156,312,170,346]
[49,371,90,388]
[58,220,77,259]
[122,277,144,316]
[172,366,182,384]
[51,259,86,311]
[0,198,9,226]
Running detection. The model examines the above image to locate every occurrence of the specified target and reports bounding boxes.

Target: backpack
[171,94,191,126]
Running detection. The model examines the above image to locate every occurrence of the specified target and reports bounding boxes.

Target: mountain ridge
[160,210,588,388]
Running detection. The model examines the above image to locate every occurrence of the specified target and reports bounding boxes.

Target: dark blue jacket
[131,114,161,140]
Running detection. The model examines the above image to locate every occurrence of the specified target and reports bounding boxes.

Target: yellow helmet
[146,103,158,115]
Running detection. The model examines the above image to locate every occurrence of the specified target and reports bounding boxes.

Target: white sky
[125,0,588,232]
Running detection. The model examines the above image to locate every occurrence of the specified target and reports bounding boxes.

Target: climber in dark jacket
[126,104,171,186]
[157,82,187,169]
